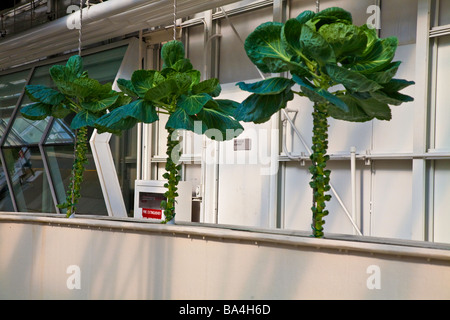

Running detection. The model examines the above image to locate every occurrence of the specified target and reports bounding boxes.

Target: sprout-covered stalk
[309,103,331,237]
[61,126,89,217]
[161,127,182,223]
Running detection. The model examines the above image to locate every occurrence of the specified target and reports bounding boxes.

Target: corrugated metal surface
[0,0,242,70]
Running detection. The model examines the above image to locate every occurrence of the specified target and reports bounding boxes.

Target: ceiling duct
[0,0,242,71]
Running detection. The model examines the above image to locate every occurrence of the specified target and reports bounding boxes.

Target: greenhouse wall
[0,213,449,300]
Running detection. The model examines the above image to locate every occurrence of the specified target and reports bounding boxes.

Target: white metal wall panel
[187,24,205,76]
[213,83,273,228]
[218,5,273,83]
[381,0,418,45]
[283,161,370,235]
[370,160,416,240]
[434,35,450,151]
[372,44,416,154]
[433,160,450,243]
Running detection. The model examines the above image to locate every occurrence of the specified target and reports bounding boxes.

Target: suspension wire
[316,0,320,13]
[78,0,83,56]
[78,0,90,56]
[173,0,177,40]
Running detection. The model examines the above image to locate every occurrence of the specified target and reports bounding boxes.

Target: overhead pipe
[0,0,242,69]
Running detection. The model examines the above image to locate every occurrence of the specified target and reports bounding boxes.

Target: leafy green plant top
[95,40,243,141]
[235,7,415,238]
[235,7,414,123]
[95,40,243,223]
[22,55,127,217]
[22,55,130,128]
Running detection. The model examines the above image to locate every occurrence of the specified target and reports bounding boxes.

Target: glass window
[83,45,128,83]
[0,45,129,215]
[3,146,55,213]
[0,70,31,140]
[43,143,108,216]
[0,69,31,211]
[3,64,55,147]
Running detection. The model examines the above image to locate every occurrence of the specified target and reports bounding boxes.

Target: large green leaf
[122,99,159,123]
[81,95,119,112]
[71,110,99,129]
[131,70,163,98]
[161,40,185,69]
[21,102,52,120]
[351,93,392,120]
[95,107,138,133]
[329,93,395,122]
[192,78,221,97]
[172,58,193,73]
[244,21,292,73]
[309,7,353,28]
[319,23,367,59]
[166,107,196,131]
[382,78,415,92]
[293,75,349,112]
[49,64,71,86]
[51,104,72,119]
[371,78,415,105]
[66,55,83,78]
[300,24,336,66]
[351,37,398,74]
[117,78,138,97]
[237,77,295,95]
[365,61,401,84]
[144,78,177,102]
[184,70,201,88]
[49,59,82,86]
[296,10,315,24]
[207,99,240,117]
[282,18,303,57]
[325,64,383,92]
[359,24,379,56]
[25,85,65,105]
[196,105,244,141]
[172,73,194,95]
[234,88,294,123]
[328,95,373,122]
[178,93,212,115]
[371,89,414,106]
[64,78,112,100]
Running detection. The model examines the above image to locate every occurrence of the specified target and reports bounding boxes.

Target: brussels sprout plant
[235,7,414,237]
[21,55,129,217]
[96,40,243,223]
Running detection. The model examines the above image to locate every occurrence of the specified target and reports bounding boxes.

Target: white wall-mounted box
[134,180,192,222]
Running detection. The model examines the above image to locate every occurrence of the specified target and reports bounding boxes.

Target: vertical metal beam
[269,0,287,229]
[412,0,432,241]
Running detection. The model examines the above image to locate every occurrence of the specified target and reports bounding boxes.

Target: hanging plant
[95,40,243,223]
[21,55,129,217]
[235,7,415,238]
